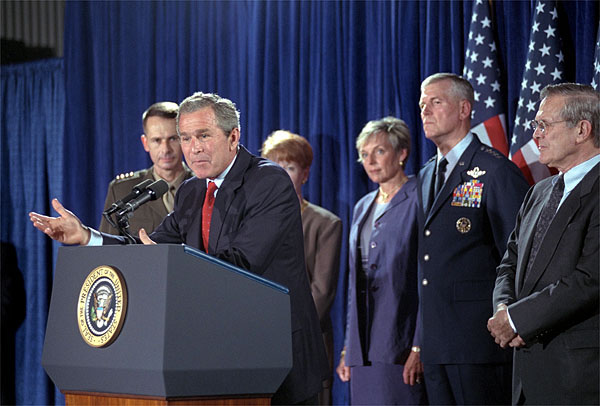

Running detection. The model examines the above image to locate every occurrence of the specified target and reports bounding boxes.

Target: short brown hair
[142,102,178,132]
[261,130,313,169]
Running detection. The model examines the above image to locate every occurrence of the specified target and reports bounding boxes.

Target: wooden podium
[43,245,292,405]
[62,391,270,405]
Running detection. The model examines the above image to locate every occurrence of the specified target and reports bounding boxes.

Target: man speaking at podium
[29,92,329,405]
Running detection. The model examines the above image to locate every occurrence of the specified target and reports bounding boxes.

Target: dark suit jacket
[99,165,193,235]
[417,135,529,364]
[345,177,420,367]
[493,163,599,405]
[103,146,328,404]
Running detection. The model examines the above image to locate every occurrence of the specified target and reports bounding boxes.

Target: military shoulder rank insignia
[115,171,138,181]
[480,145,503,159]
[452,179,484,208]
[466,166,486,178]
[77,265,128,347]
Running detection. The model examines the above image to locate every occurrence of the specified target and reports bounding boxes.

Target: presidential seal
[77,265,127,347]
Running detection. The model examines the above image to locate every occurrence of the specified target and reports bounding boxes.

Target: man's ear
[459,99,472,121]
[229,128,240,150]
[141,134,150,152]
[575,120,592,145]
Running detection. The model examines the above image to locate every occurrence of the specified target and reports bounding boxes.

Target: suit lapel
[515,184,550,294]
[357,182,411,231]
[382,181,411,218]
[420,159,435,217]
[520,164,599,296]
[355,191,377,235]
[207,147,251,253]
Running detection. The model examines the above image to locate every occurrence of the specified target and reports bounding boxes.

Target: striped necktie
[525,175,564,275]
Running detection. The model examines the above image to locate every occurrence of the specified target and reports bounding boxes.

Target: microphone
[103,179,154,215]
[115,179,169,218]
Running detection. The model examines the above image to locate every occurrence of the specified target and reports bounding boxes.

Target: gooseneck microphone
[101,179,169,243]
[115,179,169,218]
[103,179,154,216]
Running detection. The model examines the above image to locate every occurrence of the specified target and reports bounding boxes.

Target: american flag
[592,26,600,91]
[463,0,509,156]
[510,0,564,185]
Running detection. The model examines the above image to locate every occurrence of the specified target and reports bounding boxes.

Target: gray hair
[177,92,241,136]
[356,116,411,163]
[540,83,600,147]
[421,72,475,110]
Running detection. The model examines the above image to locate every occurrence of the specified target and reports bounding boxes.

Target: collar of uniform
[151,164,189,190]
[436,132,473,182]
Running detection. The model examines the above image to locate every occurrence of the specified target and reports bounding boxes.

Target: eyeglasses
[529,119,568,134]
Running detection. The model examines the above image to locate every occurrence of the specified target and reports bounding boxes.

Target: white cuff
[506,307,517,333]
[87,228,103,246]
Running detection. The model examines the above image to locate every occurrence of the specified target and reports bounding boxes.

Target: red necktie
[202,181,218,252]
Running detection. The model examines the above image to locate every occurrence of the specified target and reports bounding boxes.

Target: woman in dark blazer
[336,117,426,405]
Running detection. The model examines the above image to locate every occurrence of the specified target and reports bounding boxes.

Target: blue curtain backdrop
[1,58,65,405]
[2,1,597,405]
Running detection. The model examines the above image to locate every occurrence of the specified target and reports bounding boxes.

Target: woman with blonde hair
[336,117,426,405]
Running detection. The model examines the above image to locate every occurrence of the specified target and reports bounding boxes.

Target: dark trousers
[423,363,511,405]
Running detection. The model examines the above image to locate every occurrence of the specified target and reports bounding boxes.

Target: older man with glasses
[489,83,600,405]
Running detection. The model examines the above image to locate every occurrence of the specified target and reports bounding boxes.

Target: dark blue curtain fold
[1,58,65,405]
[4,1,597,405]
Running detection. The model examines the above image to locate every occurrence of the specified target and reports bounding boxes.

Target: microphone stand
[101,179,168,244]
[115,212,137,245]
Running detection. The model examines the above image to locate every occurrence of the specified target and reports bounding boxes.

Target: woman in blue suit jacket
[336,117,426,405]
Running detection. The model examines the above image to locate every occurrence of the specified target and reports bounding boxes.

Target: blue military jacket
[417,135,529,364]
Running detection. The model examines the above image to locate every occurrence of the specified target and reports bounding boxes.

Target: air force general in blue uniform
[416,73,529,404]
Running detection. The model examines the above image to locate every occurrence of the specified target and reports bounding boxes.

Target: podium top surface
[58,244,290,294]
[182,244,289,294]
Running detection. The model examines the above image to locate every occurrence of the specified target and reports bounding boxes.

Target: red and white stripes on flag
[509,0,564,184]
[463,0,509,156]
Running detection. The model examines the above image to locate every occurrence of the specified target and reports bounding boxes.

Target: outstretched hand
[29,198,91,245]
